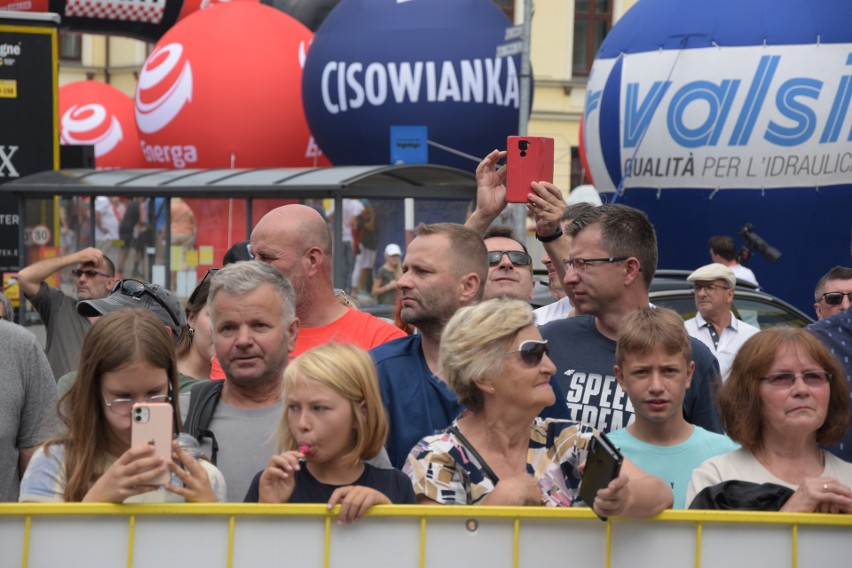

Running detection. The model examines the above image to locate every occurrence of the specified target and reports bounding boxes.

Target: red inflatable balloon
[134,2,330,169]
[59,80,146,168]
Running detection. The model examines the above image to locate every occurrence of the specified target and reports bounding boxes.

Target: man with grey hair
[813,266,852,320]
[684,263,759,381]
[182,261,299,501]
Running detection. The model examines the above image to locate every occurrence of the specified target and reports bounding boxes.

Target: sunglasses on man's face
[488,250,532,267]
[112,279,181,328]
[72,268,112,279]
[505,339,549,367]
[820,291,852,306]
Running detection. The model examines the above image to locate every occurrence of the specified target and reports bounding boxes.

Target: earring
[490,387,495,393]
[188,327,195,337]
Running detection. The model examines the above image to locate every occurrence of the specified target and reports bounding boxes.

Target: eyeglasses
[187,268,220,305]
[112,279,181,328]
[102,386,172,416]
[505,339,549,367]
[692,283,731,293]
[563,257,628,272]
[760,371,831,388]
[820,292,852,306]
[488,250,532,267]
[72,268,113,279]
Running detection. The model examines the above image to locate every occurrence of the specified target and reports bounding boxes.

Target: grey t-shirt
[180,392,282,502]
[0,320,58,501]
[27,283,91,380]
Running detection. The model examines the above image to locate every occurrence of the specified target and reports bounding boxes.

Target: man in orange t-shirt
[250,204,405,357]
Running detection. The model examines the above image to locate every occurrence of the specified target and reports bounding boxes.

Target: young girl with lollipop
[244,343,415,522]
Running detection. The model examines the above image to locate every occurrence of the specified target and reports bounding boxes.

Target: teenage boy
[609,307,738,508]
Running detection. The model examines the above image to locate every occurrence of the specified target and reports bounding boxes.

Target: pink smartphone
[506,136,555,202]
[131,402,173,486]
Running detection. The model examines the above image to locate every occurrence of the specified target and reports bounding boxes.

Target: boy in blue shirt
[609,307,738,508]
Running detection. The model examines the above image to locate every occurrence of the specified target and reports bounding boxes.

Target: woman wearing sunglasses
[687,327,852,512]
[19,309,225,503]
[403,299,671,516]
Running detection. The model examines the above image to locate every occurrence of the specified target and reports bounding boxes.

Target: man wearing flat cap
[684,263,759,382]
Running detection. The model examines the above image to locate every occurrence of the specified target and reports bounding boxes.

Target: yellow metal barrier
[1,504,851,568]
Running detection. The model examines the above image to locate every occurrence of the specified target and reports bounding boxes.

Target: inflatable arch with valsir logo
[583,0,852,312]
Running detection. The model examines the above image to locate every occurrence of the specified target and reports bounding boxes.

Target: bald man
[250,204,405,357]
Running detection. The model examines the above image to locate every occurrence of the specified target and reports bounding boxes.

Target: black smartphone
[578,432,624,521]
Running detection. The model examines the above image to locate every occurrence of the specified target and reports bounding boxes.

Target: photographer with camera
[708,235,759,287]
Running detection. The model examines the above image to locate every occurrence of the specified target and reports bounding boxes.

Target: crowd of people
[3,149,852,524]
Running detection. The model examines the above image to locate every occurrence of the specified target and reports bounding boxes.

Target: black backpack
[184,380,224,465]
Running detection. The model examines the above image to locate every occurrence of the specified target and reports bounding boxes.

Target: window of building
[59,33,82,62]
[572,0,611,77]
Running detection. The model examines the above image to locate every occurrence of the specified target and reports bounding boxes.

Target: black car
[531,269,813,329]
[648,270,813,329]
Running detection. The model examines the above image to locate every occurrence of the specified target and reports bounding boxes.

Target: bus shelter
[0,165,476,312]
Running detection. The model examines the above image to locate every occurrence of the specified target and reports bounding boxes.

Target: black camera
[518,139,529,157]
[738,224,782,264]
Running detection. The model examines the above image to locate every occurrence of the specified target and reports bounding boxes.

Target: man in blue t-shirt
[609,307,738,508]
[539,204,722,435]
[372,223,569,469]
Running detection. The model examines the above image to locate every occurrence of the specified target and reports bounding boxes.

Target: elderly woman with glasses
[403,299,672,515]
[687,327,852,512]
[19,308,225,503]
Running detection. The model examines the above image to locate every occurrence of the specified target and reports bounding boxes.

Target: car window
[732,297,810,329]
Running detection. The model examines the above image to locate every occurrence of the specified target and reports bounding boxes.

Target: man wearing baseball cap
[684,263,759,382]
[77,279,187,338]
[56,279,197,396]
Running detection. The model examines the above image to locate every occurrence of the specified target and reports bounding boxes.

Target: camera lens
[518,140,529,151]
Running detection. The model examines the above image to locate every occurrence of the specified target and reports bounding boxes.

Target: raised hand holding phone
[506,136,555,203]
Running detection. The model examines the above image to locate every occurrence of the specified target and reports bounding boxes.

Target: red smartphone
[506,136,555,203]
[131,402,174,486]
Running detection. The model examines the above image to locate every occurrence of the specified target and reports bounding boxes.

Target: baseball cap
[77,279,187,337]
[384,243,402,256]
[687,263,737,289]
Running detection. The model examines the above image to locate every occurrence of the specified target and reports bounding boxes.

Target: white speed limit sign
[31,224,51,246]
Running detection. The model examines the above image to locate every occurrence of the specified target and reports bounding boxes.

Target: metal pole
[512,0,534,241]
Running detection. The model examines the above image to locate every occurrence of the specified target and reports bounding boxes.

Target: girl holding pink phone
[19,308,226,503]
[244,343,415,523]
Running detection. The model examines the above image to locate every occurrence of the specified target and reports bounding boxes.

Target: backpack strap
[184,380,225,465]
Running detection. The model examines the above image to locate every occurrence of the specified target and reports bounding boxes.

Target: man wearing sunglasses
[17,247,116,379]
[482,225,535,302]
[683,263,759,382]
[813,266,852,320]
[807,276,852,462]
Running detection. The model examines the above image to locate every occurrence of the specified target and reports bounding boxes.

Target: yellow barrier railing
[1,504,850,568]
